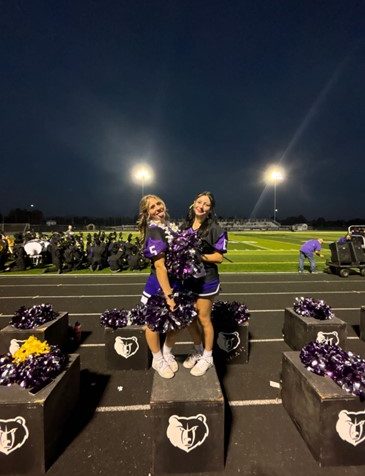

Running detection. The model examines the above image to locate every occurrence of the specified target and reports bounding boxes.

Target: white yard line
[95,398,283,413]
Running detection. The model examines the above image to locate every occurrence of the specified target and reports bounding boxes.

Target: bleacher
[218,219,280,231]
[0,223,30,234]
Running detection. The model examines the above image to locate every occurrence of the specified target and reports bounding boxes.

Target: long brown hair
[136,194,169,244]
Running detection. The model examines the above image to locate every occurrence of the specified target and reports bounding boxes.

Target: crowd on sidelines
[0,229,148,273]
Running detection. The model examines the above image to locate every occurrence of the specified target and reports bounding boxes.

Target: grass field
[220,231,341,272]
[2,230,347,274]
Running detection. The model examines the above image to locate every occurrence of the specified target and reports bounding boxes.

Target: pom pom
[13,336,51,364]
[212,301,250,326]
[10,304,59,329]
[134,291,197,333]
[165,229,205,280]
[0,338,68,392]
[100,308,131,329]
[300,342,365,399]
[293,297,334,320]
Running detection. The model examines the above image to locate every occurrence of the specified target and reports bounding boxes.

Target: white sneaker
[152,358,174,379]
[164,353,178,373]
[190,356,213,376]
[183,351,202,369]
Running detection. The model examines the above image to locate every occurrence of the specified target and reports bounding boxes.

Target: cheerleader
[137,194,179,379]
[182,191,228,376]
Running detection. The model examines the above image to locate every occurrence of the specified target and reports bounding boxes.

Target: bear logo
[114,336,139,359]
[166,414,209,453]
[316,331,339,346]
[9,339,26,356]
[217,331,240,353]
[336,410,365,446]
[0,417,29,455]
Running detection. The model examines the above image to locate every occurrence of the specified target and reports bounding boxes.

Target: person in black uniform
[138,194,180,379]
[181,191,228,376]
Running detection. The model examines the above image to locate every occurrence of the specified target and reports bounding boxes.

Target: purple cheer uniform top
[141,222,175,304]
[300,239,321,256]
[186,222,228,297]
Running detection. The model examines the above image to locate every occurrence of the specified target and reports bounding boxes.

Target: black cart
[326,228,365,277]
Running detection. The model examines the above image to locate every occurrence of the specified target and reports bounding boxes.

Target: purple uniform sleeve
[143,225,168,259]
[214,231,228,253]
[203,223,228,254]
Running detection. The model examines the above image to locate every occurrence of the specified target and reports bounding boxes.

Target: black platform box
[150,365,224,474]
[0,354,80,474]
[213,320,249,364]
[360,307,365,342]
[282,351,365,466]
[104,326,151,370]
[0,312,69,355]
[283,308,347,351]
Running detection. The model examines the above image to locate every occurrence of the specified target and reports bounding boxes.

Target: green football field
[3,230,347,274]
[220,230,343,272]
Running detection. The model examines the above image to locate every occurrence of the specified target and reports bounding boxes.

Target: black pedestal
[282,351,365,466]
[213,321,249,364]
[360,307,365,342]
[0,354,80,474]
[283,308,347,350]
[104,326,151,370]
[150,366,224,474]
[0,312,69,355]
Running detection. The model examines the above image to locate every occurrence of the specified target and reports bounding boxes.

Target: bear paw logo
[114,336,139,359]
[166,414,209,453]
[9,339,26,356]
[217,331,240,353]
[316,331,339,346]
[0,417,29,455]
[336,410,365,446]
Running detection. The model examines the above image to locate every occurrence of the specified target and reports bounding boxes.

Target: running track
[1,272,365,476]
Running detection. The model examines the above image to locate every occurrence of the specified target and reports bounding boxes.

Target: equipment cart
[326,225,365,277]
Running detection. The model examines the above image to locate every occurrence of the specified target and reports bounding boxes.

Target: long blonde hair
[136,194,169,244]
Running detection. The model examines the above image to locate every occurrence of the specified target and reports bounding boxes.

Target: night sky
[1,0,364,220]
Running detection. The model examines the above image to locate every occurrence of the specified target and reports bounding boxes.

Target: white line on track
[95,398,283,413]
[0,307,361,317]
[1,290,364,299]
[78,336,360,348]
[1,279,364,287]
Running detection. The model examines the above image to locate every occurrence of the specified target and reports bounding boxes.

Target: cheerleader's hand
[166,296,176,312]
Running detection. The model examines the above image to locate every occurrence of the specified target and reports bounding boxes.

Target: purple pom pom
[134,291,197,333]
[212,300,250,326]
[293,297,333,320]
[300,342,365,399]
[0,346,68,392]
[11,304,59,329]
[100,308,130,329]
[165,229,205,280]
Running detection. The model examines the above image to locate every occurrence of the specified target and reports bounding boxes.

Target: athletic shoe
[164,353,178,373]
[152,358,174,379]
[183,351,202,369]
[190,356,213,376]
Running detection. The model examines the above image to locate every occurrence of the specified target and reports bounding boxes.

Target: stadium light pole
[131,164,154,198]
[264,166,285,222]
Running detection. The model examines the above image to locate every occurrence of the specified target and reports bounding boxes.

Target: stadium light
[264,165,285,222]
[131,164,154,197]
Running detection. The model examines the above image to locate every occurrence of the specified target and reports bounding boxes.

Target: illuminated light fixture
[264,165,285,222]
[131,164,154,197]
